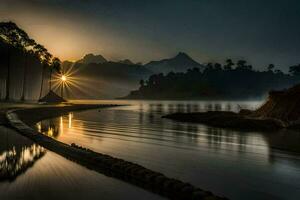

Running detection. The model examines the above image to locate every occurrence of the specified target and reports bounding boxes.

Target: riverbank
[6,104,227,200]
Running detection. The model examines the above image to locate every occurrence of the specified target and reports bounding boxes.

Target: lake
[0,126,163,200]
[37,100,300,200]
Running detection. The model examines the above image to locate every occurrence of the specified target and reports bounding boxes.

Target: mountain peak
[145,52,204,74]
[175,52,190,58]
[77,53,107,64]
[119,59,134,65]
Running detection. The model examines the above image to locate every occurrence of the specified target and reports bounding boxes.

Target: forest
[123,60,300,99]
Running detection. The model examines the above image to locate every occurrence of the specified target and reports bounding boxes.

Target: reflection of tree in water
[37,118,61,138]
[206,127,248,152]
[171,123,199,143]
[0,130,46,182]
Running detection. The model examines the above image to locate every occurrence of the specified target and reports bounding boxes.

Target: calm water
[0,126,163,200]
[38,100,300,200]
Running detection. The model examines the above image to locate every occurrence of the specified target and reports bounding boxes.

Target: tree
[289,64,300,76]
[36,47,52,99]
[21,39,36,101]
[247,65,253,71]
[148,74,157,86]
[274,69,284,75]
[236,60,253,71]
[236,60,247,70]
[267,64,275,72]
[0,21,59,101]
[139,79,145,87]
[224,59,234,70]
[214,63,222,71]
[203,63,213,74]
[49,57,61,92]
[206,63,213,69]
[0,22,17,101]
[0,22,38,101]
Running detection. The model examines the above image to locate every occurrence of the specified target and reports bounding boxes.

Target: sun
[61,75,67,82]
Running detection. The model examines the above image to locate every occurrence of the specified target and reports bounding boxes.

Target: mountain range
[61,52,203,99]
[69,52,204,74]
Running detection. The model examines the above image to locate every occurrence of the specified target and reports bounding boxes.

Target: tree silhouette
[0,22,32,100]
[268,64,275,72]
[21,39,36,101]
[49,57,61,92]
[125,59,299,100]
[274,69,284,75]
[224,59,234,70]
[0,22,52,101]
[214,63,222,71]
[236,60,247,70]
[139,79,145,87]
[35,45,53,99]
[289,64,300,76]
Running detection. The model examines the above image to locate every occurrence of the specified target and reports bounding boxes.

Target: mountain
[145,52,204,74]
[61,55,153,99]
[77,53,107,64]
[118,59,134,65]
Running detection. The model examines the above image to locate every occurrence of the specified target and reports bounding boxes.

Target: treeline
[124,59,300,99]
[0,21,61,101]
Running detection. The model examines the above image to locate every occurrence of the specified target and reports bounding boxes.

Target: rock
[252,84,300,123]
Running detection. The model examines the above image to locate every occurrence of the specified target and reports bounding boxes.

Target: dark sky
[1,0,300,71]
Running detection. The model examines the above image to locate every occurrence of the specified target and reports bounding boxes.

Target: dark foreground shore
[163,111,287,131]
[6,104,227,200]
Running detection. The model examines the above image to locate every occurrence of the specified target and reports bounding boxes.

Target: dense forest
[123,60,300,100]
[0,22,61,101]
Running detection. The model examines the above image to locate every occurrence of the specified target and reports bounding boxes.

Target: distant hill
[118,59,134,65]
[61,55,153,99]
[77,53,107,64]
[145,52,204,74]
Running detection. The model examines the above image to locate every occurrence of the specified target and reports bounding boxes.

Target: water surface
[38,100,300,200]
[0,126,163,200]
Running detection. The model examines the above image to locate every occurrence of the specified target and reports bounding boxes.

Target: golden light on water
[47,127,53,137]
[68,113,73,128]
[60,117,64,135]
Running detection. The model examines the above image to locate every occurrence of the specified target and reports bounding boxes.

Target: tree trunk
[49,68,53,92]
[21,53,27,101]
[39,65,45,100]
[61,83,63,98]
[5,46,10,101]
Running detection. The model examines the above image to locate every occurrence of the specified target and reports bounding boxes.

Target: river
[37,100,300,200]
[0,126,163,200]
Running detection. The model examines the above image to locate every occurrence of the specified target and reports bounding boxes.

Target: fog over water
[38,100,300,200]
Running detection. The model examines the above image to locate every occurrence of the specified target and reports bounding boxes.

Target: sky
[1,0,300,71]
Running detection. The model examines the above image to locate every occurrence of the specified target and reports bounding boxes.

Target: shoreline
[6,104,227,200]
[163,111,300,153]
[162,111,286,131]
